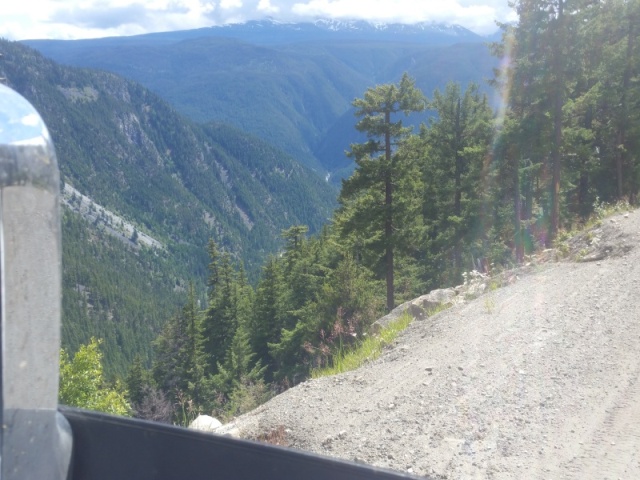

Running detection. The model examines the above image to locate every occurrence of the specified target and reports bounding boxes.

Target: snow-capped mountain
[312,18,473,36]
[212,17,484,45]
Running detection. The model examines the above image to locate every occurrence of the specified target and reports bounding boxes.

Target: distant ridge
[210,18,483,44]
[23,19,496,179]
[24,18,484,48]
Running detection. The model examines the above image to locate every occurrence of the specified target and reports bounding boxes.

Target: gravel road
[225,210,640,479]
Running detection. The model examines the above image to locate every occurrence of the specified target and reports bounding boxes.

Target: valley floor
[223,209,640,479]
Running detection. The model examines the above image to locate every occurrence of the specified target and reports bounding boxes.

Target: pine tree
[203,252,238,373]
[338,73,426,311]
[282,225,309,267]
[568,0,640,203]
[495,0,583,243]
[183,284,208,405]
[421,82,494,282]
[206,238,220,296]
[152,285,207,407]
[247,257,286,380]
[212,324,268,417]
[125,355,149,407]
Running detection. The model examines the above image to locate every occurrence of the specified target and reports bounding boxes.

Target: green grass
[311,312,413,378]
[484,295,496,314]
[591,196,631,222]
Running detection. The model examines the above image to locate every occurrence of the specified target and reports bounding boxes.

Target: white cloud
[290,0,505,34]
[257,0,279,14]
[0,0,513,40]
[220,0,243,9]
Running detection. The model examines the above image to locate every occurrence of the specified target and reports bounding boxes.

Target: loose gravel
[223,210,640,480]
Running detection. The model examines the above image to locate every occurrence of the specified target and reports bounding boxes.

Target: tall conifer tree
[338,73,426,311]
[422,83,493,280]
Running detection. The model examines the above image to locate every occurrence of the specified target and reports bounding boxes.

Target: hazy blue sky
[2,0,516,41]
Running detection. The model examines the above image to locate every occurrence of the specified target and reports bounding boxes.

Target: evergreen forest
[0,39,336,375]
[123,0,640,423]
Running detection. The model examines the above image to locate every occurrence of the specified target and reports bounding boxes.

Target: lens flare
[494,29,516,134]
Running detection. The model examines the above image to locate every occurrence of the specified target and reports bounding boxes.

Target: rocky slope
[219,210,640,479]
[62,183,163,250]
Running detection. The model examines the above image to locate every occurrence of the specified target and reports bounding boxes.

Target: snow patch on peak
[211,18,483,43]
[310,18,472,36]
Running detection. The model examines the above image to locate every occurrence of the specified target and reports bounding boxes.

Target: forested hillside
[118,0,640,425]
[5,0,638,425]
[24,21,497,177]
[0,39,336,375]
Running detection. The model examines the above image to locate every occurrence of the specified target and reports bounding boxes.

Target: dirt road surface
[226,210,640,479]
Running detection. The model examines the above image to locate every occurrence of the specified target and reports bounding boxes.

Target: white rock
[189,414,222,433]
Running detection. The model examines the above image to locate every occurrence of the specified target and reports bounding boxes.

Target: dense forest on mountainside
[122,0,640,424]
[0,39,336,375]
[61,210,192,375]
[24,23,497,177]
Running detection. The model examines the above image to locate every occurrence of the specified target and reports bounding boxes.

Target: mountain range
[24,19,498,180]
[25,18,490,48]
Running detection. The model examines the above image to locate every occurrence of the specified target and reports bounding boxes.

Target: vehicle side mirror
[0,83,72,480]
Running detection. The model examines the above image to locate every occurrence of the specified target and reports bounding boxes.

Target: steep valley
[24,20,497,179]
[0,38,337,374]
